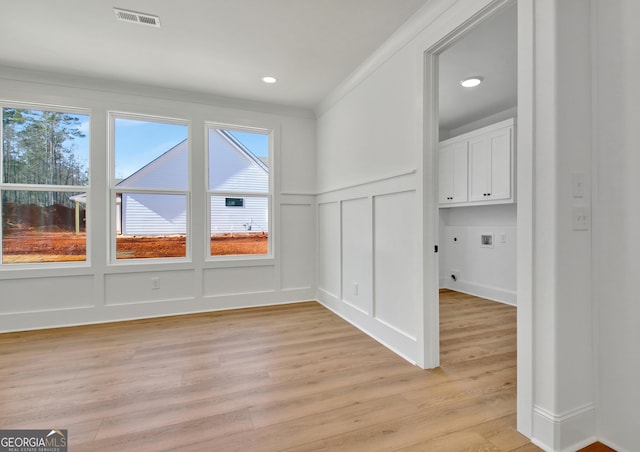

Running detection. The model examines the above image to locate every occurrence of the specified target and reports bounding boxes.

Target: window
[207,126,271,257]
[1,106,89,264]
[111,114,189,261]
[225,197,244,207]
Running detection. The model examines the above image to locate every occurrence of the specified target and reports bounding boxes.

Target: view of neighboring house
[113,129,268,236]
[207,129,269,235]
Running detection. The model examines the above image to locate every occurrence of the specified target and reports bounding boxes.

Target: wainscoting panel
[280,200,315,291]
[316,171,419,363]
[203,266,275,297]
[317,201,341,299]
[105,270,195,305]
[341,197,372,315]
[373,190,418,339]
[0,275,94,313]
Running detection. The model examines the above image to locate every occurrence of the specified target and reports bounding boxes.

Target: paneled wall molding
[316,169,416,199]
[374,316,418,342]
[279,192,317,198]
[342,298,369,316]
[316,171,420,364]
[532,403,597,452]
[1,287,314,334]
[0,70,317,334]
[317,288,418,365]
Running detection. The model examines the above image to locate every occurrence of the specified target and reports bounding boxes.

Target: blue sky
[72,115,90,172]
[114,119,269,180]
[227,130,269,158]
[114,119,187,180]
[5,110,268,184]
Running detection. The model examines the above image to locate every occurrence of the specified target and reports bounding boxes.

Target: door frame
[421,0,534,437]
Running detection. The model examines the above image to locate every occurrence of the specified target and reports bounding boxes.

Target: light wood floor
[0,290,536,451]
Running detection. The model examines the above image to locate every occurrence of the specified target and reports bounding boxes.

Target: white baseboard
[0,287,316,333]
[532,403,596,452]
[440,279,517,306]
[316,288,418,365]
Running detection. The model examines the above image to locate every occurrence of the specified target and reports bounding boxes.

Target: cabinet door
[468,136,491,202]
[468,126,512,202]
[438,141,467,205]
[487,127,512,200]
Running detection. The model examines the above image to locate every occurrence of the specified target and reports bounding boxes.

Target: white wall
[317,0,603,450]
[4,2,634,450]
[316,173,420,363]
[315,20,424,362]
[593,1,640,451]
[0,67,317,332]
[315,0,505,368]
[440,106,517,140]
[529,1,596,450]
[440,204,517,305]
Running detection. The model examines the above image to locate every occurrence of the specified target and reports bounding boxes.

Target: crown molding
[314,0,455,117]
[0,64,315,120]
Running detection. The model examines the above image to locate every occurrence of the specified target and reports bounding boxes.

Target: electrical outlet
[480,234,494,248]
[151,277,160,290]
[353,282,358,296]
[572,206,590,231]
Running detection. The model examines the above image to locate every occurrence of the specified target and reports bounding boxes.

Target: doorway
[423,0,534,437]
[436,3,518,307]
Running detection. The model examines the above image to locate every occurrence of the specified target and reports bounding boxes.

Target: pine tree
[2,108,87,206]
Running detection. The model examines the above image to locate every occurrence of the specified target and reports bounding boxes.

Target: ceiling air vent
[114,8,160,27]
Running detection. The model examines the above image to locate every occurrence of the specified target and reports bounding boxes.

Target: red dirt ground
[2,231,268,263]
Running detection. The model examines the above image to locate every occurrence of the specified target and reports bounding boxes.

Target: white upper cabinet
[438,118,515,207]
[468,126,512,202]
[438,140,468,205]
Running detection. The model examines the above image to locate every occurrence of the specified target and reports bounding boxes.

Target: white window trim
[108,111,191,265]
[0,101,91,269]
[205,122,274,262]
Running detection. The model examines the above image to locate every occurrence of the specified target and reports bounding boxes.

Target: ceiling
[0,1,516,123]
[438,3,517,133]
[0,0,430,110]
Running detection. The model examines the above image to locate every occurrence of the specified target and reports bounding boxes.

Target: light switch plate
[572,172,586,198]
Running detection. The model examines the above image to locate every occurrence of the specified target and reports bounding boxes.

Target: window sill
[204,255,275,269]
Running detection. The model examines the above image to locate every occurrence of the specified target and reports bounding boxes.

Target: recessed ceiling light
[262,76,277,84]
[460,76,483,88]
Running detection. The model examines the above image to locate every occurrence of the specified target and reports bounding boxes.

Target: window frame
[205,122,273,262]
[108,111,191,264]
[0,101,91,268]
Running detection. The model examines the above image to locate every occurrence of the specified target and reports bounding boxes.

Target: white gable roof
[116,139,189,190]
[208,130,269,193]
[116,132,268,192]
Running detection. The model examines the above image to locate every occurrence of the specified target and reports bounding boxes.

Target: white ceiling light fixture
[114,8,161,27]
[460,76,483,88]
[262,76,277,84]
